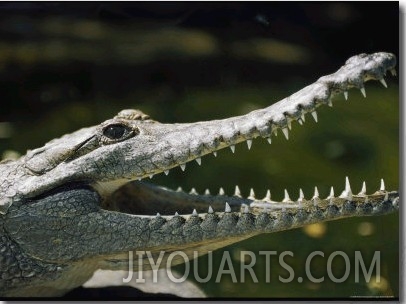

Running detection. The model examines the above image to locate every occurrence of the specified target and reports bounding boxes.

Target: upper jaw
[16,53,396,201]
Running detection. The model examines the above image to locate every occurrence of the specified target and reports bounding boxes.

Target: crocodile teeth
[164,170,169,176]
[263,189,271,201]
[234,185,242,197]
[344,91,348,100]
[282,189,291,202]
[225,202,231,213]
[175,212,179,216]
[360,87,366,98]
[327,186,335,199]
[180,164,186,171]
[380,78,388,88]
[213,151,217,157]
[328,99,333,107]
[208,206,214,214]
[287,119,292,130]
[243,205,249,214]
[189,188,198,195]
[298,118,303,125]
[298,188,304,200]
[339,176,353,200]
[230,145,235,153]
[156,212,161,217]
[149,174,154,179]
[380,178,385,191]
[358,181,366,195]
[301,112,306,122]
[195,158,202,165]
[248,188,256,200]
[247,139,252,150]
[312,186,320,204]
[204,189,211,195]
[219,187,225,195]
[267,138,272,144]
[192,209,198,216]
[390,68,397,76]
[311,111,318,122]
[176,186,183,192]
[282,128,289,140]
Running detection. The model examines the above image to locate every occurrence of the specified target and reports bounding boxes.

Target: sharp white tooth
[390,68,397,76]
[246,139,252,150]
[344,91,348,100]
[213,151,217,157]
[299,188,304,200]
[298,118,303,125]
[190,188,198,195]
[263,189,271,201]
[311,111,318,122]
[379,78,388,88]
[234,185,242,197]
[384,193,388,201]
[267,138,272,144]
[225,202,231,213]
[380,178,385,191]
[345,176,352,192]
[180,164,186,171]
[219,187,225,195]
[230,145,235,153]
[243,205,249,214]
[287,119,292,130]
[156,212,161,217]
[192,209,198,216]
[298,189,304,205]
[313,186,319,198]
[282,128,289,140]
[312,187,320,204]
[248,188,256,200]
[176,187,183,192]
[175,212,179,216]
[339,176,353,200]
[301,112,306,122]
[327,186,335,199]
[149,174,154,179]
[273,129,278,136]
[358,181,366,195]
[195,158,202,166]
[164,170,169,176]
[360,87,366,98]
[208,206,214,214]
[283,189,291,202]
[204,189,211,195]
[328,99,333,107]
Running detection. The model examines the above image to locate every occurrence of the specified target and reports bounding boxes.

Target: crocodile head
[15,52,398,206]
[0,52,399,296]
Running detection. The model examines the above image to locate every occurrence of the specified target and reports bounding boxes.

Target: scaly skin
[0,52,399,296]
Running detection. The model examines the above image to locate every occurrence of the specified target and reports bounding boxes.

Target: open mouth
[98,52,399,226]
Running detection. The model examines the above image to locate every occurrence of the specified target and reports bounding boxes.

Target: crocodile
[0,52,399,297]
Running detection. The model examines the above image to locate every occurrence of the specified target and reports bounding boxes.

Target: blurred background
[0,2,398,299]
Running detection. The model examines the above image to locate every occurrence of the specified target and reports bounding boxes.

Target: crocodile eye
[104,124,126,139]
[102,123,135,142]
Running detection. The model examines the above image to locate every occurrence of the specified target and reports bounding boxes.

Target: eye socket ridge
[102,123,137,143]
